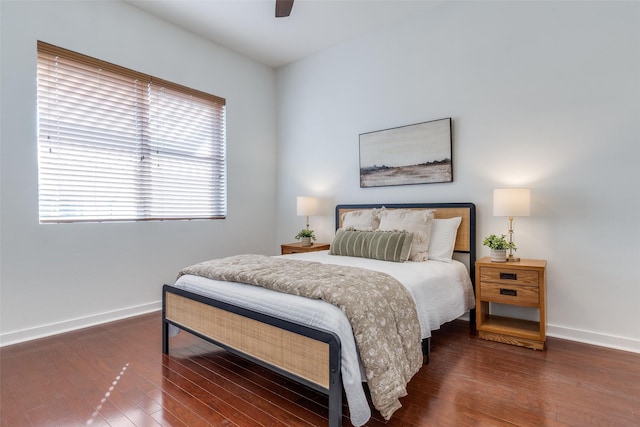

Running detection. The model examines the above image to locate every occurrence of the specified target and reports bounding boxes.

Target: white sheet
[284,251,476,339]
[171,251,474,427]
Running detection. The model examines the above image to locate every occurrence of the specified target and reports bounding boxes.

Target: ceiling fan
[275,0,294,17]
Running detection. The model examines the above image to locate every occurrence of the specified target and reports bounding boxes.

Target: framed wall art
[359,117,452,188]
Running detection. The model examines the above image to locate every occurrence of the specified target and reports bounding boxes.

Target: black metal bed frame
[162,285,344,426]
[162,202,476,427]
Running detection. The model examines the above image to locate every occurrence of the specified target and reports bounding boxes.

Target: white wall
[0,1,278,344]
[2,0,638,353]
[276,1,640,352]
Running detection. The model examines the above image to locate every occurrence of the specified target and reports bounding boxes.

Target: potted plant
[295,229,317,247]
[483,234,516,262]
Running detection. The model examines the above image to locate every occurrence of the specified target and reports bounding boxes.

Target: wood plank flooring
[1,312,639,426]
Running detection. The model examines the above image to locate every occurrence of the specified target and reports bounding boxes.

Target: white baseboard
[547,324,640,354]
[3,306,639,355]
[0,301,162,347]
[458,313,639,354]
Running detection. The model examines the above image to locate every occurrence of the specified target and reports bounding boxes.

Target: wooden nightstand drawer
[475,257,547,350]
[281,242,330,255]
[479,266,539,286]
[479,282,539,305]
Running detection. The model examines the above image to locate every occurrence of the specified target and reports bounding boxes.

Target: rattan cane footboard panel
[165,292,330,389]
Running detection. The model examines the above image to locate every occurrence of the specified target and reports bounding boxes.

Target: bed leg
[328,335,342,427]
[328,380,342,427]
[162,318,169,355]
[422,338,430,365]
[162,322,169,354]
[470,308,477,331]
[162,288,169,355]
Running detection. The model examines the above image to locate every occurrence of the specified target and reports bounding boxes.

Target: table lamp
[493,188,530,262]
[296,196,319,230]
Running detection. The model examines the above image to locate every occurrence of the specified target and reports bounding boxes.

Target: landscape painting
[359,118,452,187]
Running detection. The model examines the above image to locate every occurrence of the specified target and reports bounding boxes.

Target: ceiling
[125,0,444,68]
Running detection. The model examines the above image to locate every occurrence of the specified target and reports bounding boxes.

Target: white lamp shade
[493,188,530,217]
[296,196,319,216]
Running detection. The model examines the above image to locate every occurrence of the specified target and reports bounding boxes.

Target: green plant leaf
[482,234,516,250]
[295,229,317,240]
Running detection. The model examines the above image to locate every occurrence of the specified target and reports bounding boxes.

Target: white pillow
[378,208,435,261]
[341,209,380,231]
[428,217,462,262]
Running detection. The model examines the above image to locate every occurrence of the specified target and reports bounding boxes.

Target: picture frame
[359,118,452,188]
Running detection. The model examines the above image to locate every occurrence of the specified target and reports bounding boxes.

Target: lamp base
[507,255,521,262]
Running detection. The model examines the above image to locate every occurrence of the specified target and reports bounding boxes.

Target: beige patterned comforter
[177,254,423,420]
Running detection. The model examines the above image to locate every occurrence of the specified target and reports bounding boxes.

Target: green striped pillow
[329,230,414,262]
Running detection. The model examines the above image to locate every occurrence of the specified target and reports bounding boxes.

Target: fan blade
[275,0,294,17]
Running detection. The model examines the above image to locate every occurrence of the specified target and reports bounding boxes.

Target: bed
[162,202,476,426]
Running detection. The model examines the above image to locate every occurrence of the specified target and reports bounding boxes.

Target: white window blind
[37,41,226,223]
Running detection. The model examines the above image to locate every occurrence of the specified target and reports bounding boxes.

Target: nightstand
[281,242,330,255]
[475,257,547,350]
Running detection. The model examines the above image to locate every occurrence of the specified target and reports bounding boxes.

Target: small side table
[475,257,547,350]
[281,242,330,255]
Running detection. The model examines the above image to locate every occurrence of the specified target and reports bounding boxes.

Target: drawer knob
[500,272,517,280]
[500,288,517,297]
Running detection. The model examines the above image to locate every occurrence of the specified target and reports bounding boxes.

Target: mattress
[171,251,475,426]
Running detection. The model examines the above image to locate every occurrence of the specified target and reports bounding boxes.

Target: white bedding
[172,251,475,427]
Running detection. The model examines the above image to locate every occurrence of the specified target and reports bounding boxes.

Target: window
[36,41,226,223]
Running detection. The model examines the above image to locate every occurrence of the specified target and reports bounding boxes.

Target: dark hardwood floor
[1,312,639,426]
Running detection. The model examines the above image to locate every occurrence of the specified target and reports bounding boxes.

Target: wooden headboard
[335,203,477,302]
[336,203,475,254]
[335,203,475,253]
